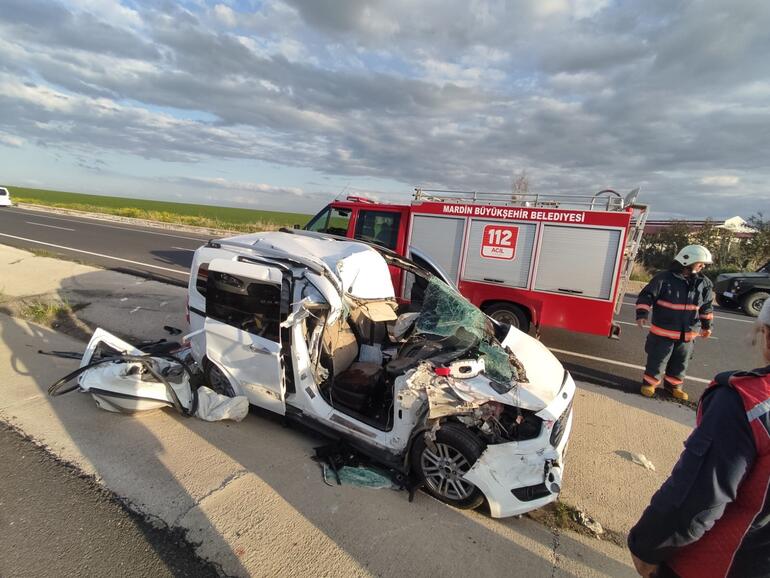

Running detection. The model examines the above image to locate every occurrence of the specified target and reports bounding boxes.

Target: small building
[644,216,756,239]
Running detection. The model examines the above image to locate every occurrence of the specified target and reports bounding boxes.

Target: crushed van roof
[220,231,395,300]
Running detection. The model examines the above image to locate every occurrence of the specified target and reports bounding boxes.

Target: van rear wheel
[203,358,236,397]
[484,302,530,333]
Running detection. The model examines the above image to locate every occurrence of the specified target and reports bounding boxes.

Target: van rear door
[204,258,287,414]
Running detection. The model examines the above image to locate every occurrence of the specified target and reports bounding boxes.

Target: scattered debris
[321,465,395,490]
[47,328,248,422]
[571,508,604,537]
[616,450,656,471]
[163,325,182,335]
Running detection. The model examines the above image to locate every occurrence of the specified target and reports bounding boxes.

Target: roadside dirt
[527,501,627,547]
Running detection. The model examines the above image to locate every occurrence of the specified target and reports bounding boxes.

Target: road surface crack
[174,469,248,525]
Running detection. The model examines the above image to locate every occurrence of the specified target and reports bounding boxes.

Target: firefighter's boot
[640,383,656,398]
[664,383,689,401]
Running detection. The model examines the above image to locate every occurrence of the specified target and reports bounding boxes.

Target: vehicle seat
[322,317,358,376]
[331,362,383,411]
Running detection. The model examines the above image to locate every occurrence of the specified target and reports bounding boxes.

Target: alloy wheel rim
[421,443,475,500]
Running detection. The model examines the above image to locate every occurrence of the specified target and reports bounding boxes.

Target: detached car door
[204,258,287,415]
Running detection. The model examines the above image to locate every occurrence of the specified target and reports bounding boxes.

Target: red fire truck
[304,188,648,337]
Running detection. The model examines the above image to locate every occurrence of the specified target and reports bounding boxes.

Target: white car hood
[500,326,565,410]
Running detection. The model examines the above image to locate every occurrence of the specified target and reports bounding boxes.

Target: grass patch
[30,248,57,259]
[0,296,93,340]
[19,299,72,325]
[8,186,315,232]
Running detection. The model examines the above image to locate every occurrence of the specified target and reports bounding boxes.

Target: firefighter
[628,298,770,578]
[635,245,714,400]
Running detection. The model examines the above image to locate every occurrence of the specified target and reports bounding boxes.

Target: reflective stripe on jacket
[635,267,714,341]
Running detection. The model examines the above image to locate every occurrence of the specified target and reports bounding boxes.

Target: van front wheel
[410,423,486,510]
[484,302,530,333]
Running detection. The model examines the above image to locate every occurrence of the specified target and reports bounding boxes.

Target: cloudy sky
[0,0,768,218]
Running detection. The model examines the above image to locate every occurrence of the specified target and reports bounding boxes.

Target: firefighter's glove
[699,329,712,339]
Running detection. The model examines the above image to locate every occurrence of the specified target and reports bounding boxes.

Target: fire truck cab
[305,188,647,337]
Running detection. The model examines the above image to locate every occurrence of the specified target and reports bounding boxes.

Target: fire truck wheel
[484,303,530,333]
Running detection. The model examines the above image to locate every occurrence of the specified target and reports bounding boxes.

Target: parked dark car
[714,261,770,317]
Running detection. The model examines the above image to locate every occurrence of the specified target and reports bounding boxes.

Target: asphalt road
[0,423,219,577]
[0,205,761,401]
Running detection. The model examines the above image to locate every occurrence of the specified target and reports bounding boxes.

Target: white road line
[620,301,753,324]
[0,233,189,276]
[25,221,76,231]
[12,209,207,241]
[550,346,712,384]
[172,246,195,252]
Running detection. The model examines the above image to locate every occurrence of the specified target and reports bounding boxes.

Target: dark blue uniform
[629,367,770,577]
[635,266,713,389]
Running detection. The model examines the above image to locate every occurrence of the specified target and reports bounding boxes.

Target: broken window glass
[414,278,517,388]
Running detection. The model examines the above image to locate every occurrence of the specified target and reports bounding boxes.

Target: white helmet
[675,244,713,266]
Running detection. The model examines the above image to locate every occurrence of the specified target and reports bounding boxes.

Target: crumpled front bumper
[462,372,575,518]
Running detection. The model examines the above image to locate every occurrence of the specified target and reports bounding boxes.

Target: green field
[7,186,314,232]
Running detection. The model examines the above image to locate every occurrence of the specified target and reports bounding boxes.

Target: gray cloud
[0,0,768,219]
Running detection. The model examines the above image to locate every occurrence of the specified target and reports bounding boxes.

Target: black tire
[715,295,738,309]
[203,358,236,397]
[484,302,530,333]
[742,291,769,318]
[410,422,486,510]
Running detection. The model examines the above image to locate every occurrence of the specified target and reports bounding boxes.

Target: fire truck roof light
[346,195,376,203]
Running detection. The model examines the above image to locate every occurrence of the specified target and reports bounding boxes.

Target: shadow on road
[0,266,637,576]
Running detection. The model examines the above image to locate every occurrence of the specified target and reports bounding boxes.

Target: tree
[739,213,770,270]
[511,170,529,199]
[637,221,692,272]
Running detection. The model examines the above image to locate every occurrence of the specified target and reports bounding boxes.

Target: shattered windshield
[414,278,517,388]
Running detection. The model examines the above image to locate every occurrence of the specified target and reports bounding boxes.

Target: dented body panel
[186,231,576,517]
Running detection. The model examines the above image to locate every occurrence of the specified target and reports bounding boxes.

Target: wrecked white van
[186,230,574,517]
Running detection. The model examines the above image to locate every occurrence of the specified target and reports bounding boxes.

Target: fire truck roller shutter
[534,225,621,300]
[462,220,538,288]
[409,215,465,283]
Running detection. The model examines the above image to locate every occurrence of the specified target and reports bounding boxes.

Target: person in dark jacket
[628,298,770,578]
[636,245,714,401]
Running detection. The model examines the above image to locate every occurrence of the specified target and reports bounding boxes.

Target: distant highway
[0,205,760,401]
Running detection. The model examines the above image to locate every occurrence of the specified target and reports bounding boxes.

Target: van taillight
[196,263,209,296]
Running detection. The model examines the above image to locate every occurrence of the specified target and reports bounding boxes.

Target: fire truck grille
[550,399,573,448]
